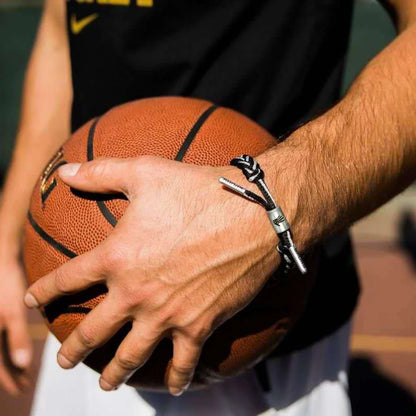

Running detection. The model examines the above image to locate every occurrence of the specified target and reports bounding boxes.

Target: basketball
[23,97,314,390]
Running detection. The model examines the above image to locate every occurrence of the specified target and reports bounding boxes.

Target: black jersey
[66,0,359,354]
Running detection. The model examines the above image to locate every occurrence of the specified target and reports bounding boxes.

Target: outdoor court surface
[0,188,415,416]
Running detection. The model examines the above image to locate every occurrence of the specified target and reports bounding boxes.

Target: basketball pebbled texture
[24,97,315,390]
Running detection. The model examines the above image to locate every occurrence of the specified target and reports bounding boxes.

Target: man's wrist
[0,214,23,260]
[0,237,21,261]
[256,139,316,253]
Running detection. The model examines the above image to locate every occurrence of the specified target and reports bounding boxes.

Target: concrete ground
[349,187,416,415]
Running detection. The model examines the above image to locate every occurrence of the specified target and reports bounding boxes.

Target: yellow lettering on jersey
[137,0,153,6]
[97,0,130,5]
[73,0,154,7]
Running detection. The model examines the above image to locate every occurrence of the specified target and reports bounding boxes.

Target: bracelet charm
[219,154,307,275]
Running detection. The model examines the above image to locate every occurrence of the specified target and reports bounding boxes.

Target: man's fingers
[0,330,20,395]
[0,363,20,395]
[167,335,201,396]
[58,158,139,196]
[5,314,32,369]
[57,296,127,369]
[99,323,161,391]
[24,250,104,308]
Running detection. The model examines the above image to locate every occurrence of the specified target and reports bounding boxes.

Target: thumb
[58,158,137,196]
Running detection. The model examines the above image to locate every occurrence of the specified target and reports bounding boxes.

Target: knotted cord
[219,154,307,275]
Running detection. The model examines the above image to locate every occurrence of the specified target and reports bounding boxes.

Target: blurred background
[0,0,415,415]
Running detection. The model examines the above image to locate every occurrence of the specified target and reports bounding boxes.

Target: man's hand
[0,0,69,396]
[24,156,287,395]
[0,257,32,395]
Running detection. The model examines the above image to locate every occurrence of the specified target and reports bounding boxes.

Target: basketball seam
[87,117,100,161]
[27,215,97,321]
[41,160,68,204]
[88,103,219,227]
[27,104,221,257]
[174,104,219,161]
[41,179,57,205]
[43,306,91,323]
[27,212,78,259]
[86,117,118,227]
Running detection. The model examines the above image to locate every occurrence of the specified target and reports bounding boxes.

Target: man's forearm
[260,20,416,249]
[0,0,71,255]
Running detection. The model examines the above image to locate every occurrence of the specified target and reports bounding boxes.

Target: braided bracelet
[219,155,307,275]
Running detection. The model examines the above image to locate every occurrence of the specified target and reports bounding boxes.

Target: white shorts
[31,321,352,416]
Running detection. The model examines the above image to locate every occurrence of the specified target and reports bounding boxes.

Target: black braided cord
[228,154,304,274]
[231,155,276,210]
[230,155,264,183]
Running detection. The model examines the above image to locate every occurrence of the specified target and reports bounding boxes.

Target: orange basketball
[23,97,314,390]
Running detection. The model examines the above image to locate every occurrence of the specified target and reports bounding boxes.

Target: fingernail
[24,293,39,308]
[12,349,31,368]
[170,387,184,397]
[99,378,116,391]
[57,353,75,369]
[59,163,81,177]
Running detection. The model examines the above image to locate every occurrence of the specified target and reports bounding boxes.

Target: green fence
[0,1,395,174]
